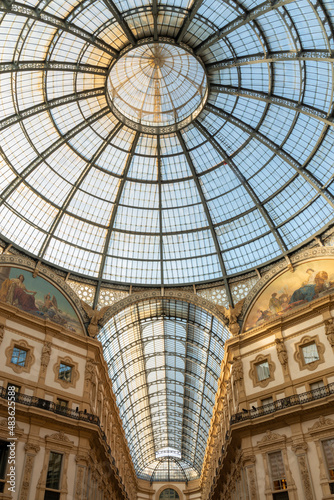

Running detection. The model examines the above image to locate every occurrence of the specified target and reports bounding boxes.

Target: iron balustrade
[0,385,131,497]
[230,382,334,425]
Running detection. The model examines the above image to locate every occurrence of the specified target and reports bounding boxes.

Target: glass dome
[0,0,333,289]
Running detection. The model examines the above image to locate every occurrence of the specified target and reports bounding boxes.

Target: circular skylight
[107,42,208,133]
[0,0,333,288]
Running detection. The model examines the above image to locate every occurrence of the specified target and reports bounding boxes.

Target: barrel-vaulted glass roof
[0,0,333,290]
[99,299,229,481]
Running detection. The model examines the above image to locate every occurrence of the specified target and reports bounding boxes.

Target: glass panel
[256,361,270,381]
[323,438,334,479]
[0,441,9,485]
[58,363,72,382]
[10,347,27,366]
[46,452,62,490]
[159,489,180,500]
[261,397,274,406]
[302,343,319,364]
[268,451,287,491]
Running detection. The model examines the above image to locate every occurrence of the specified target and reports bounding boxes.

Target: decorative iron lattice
[197,286,228,307]
[230,276,259,304]
[98,287,129,309]
[67,280,96,307]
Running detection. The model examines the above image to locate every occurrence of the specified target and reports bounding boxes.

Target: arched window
[159,489,180,500]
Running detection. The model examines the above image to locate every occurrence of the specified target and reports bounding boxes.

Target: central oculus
[107,42,208,133]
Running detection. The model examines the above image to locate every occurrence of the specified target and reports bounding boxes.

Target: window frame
[249,354,276,388]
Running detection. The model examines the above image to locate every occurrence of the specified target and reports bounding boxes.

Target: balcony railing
[0,385,101,424]
[230,382,334,425]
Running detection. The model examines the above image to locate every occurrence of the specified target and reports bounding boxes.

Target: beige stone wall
[201,293,334,500]
[0,302,137,500]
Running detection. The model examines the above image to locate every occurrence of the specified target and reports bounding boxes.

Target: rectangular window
[45,451,62,493]
[262,396,274,406]
[56,399,68,408]
[322,438,334,485]
[10,346,27,366]
[301,343,319,364]
[58,363,72,382]
[256,361,270,381]
[268,451,288,491]
[0,441,9,493]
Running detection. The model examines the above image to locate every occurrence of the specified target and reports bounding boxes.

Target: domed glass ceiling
[99,299,229,482]
[106,42,208,132]
[0,0,333,290]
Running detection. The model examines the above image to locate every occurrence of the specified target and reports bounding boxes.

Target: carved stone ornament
[80,300,110,337]
[291,441,308,454]
[247,466,258,500]
[41,341,52,371]
[48,431,71,442]
[24,443,40,454]
[308,415,334,433]
[297,454,314,500]
[216,298,245,335]
[20,447,40,500]
[275,338,288,366]
[257,430,286,448]
[231,357,243,382]
[0,323,4,344]
[85,358,98,382]
[325,318,334,347]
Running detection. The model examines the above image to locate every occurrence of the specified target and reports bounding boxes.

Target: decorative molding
[5,338,35,374]
[101,290,227,326]
[0,323,4,345]
[325,318,334,348]
[45,431,74,451]
[53,355,79,389]
[20,444,40,500]
[40,341,52,372]
[249,354,276,388]
[24,443,40,454]
[257,430,286,448]
[275,338,288,366]
[294,334,325,371]
[85,358,98,383]
[308,415,334,434]
[240,247,334,326]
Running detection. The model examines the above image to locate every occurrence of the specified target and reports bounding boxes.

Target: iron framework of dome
[0,0,334,483]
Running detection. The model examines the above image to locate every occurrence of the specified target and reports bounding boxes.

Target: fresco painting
[244,259,334,332]
[0,266,83,334]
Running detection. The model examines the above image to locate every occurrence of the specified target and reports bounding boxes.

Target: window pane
[0,441,9,480]
[58,363,72,382]
[11,347,27,366]
[159,489,180,500]
[46,452,62,490]
[256,361,270,381]
[268,451,287,491]
[261,397,274,406]
[302,343,319,364]
[323,438,334,478]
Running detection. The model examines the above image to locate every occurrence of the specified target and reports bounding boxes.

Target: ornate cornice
[101,289,227,325]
